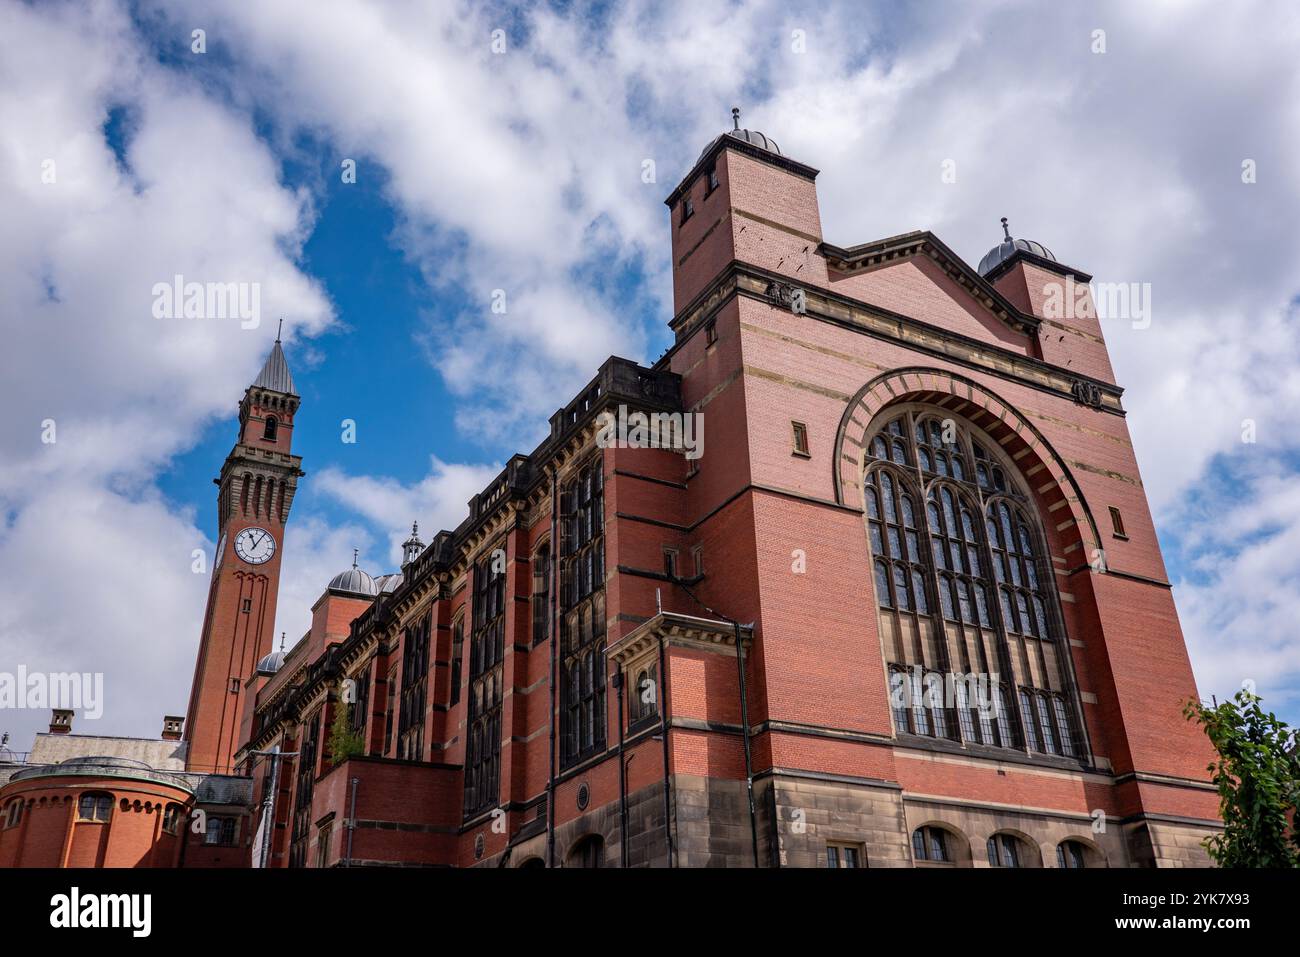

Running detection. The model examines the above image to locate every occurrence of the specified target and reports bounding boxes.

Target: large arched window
[532,540,551,645]
[464,558,504,817]
[559,458,606,768]
[864,406,1083,762]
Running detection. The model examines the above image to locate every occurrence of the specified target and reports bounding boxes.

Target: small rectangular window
[792,421,810,457]
[680,197,694,225]
[1108,506,1127,539]
[826,841,864,868]
[691,545,704,577]
[229,678,241,694]
[663,548,678,579]
[242,598,252,614]
[316,823,331,866]
[706,167,719,193]
[705,319,717,347]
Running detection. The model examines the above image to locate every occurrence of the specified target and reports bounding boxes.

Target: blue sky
[2,0,1299,750]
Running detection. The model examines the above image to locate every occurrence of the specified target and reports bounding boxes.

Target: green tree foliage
[1184,689,1300,867]
[328,688,366,766]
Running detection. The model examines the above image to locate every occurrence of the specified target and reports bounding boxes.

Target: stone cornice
[608,611,752,665]
[663,262,1125,416]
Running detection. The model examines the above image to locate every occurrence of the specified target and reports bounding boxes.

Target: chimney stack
[161,715,184,741]
[49,709,73,734]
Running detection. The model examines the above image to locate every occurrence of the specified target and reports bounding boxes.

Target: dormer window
[680,197,694,225]
[263,416,278,442]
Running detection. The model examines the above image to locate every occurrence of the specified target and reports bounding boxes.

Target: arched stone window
[986,832,1031,868]
[162,803,184,835]
[911,825,953,864]
[567,834,604,868]
[1057,839,1096,868]
[263,416,278,442]
[3,799,22,829]
[864,406,1083,760]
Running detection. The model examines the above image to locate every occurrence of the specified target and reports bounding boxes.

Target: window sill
[791,449,811,459]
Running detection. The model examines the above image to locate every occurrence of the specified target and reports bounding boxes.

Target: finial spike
[276,317,284,343]
[352,548,358,568]
[1000,217,1012,242]
[279,632,285,651]
[731,106,741,131]
[412,520,419,536]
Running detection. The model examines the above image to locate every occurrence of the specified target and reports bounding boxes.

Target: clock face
[233,527,276,565]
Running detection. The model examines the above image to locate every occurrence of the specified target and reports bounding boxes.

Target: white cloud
[0,0,332,747]
[1171,456,1300,714]
[314,457,501,568]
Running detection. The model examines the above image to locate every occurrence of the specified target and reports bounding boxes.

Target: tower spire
[252,336,295,394]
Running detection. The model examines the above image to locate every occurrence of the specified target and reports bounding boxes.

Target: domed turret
[696,107,781,163]
[329,551,378,597]
[256,634,289,675]
[978,217,1057,276]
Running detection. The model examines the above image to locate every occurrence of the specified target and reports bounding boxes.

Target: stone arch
[834,367,1102,557]
[910,819,973,866]
[1054,833,1108,868]
[565,832,605,868]
[985,827,1044,868]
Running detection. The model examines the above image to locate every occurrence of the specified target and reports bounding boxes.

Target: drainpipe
[733,620,760,869]
[546,464,560,868]
[656,622,674,867]
[615,665,629,868]
[345,776,359,867]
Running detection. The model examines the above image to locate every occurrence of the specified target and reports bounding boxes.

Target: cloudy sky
[1,0,1298,750]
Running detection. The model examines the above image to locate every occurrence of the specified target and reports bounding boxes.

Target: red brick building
[230,119,1220,868]
[1,117,1221,869]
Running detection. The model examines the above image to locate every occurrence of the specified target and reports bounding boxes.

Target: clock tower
[183,333,304,774]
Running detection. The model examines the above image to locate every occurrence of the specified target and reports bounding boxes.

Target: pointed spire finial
[1001,216,1012,242]
[352,548,359,568]
[731,106,741,131]
[279,632,286,651]
[276,317,284,343]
